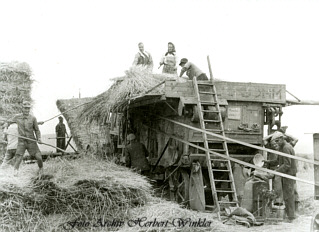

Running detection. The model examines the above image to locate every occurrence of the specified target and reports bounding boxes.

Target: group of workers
[1,101,69,176]
[132,42,208,80]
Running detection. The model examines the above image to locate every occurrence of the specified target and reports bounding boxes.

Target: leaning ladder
[192,64,239,213]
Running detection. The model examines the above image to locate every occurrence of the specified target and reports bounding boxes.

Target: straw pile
[80,66,175,124]
[0,61,33,160]
[0,61,33,116]
[0,154,224,232]
[56,98,111,152]
[0,154,153,231]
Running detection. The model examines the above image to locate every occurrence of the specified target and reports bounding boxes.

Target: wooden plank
[164,80,286,103]
[215,81,286,103]
[314,133,319,200]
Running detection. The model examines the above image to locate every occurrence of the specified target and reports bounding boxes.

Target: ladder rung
[210,148,226,152]
[200,101,217,104]
[204,119,220,122]
[207,139,225,142]
[212,169,230,172]
[202,110,219,113]
[197,82,214,86]
[190,154,227,159]
[199,91,216,95]
[218,201,238,204]
[214,180,232,182]
[205,205,215,209]
[216,190,234,193]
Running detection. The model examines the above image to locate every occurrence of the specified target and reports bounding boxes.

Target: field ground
[0,154,318,232]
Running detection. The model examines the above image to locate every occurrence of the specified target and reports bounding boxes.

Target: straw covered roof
[56,97,111,152]
[80,66,176,124]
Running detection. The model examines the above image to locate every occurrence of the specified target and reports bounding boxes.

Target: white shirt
[4,124,18,150]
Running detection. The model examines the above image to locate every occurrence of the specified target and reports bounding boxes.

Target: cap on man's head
[179,58,188,65]
[270,131,284,141]
[22,101,31,108]
[127,133,136,141]
[58,116,63,120]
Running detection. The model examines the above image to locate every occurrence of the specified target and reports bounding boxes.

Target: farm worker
[159,42,178,74]
[263,132,297,222]
[263,127,298,147]
[132,42,153,72]
[179,58,209,81]
[9,101,44,176]
[125,133,150,175]
[55,116,68,153]
[263,129,300,211]
[0,122,18,169]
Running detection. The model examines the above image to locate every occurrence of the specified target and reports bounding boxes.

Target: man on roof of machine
[179,58,208,81]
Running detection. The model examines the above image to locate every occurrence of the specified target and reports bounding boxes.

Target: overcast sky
[0,0,319,154]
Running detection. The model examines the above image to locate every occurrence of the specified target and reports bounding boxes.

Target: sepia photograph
[0,0,319,231]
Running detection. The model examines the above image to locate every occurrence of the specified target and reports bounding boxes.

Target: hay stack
[0,61,33,159]
[80,66,175,124]
[56,98,111,152]
[0,155,153,231]
[0,155,223,232]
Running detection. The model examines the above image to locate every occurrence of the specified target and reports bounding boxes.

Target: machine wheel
[166,168,190,205]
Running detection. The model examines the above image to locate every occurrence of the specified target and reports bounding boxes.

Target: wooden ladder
[192,70,239,214]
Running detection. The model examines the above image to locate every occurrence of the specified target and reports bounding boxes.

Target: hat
[179,58,188,65]
[58,116,63,120]
[22,101,31,108]
[127,133,136,141]
[270,131,284,141]
[253,153,265,167]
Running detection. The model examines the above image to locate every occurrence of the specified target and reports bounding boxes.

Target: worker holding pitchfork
[9,101,44,176]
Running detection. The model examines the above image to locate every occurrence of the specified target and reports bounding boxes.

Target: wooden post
[314,133,319,200]
[207,56,213,81]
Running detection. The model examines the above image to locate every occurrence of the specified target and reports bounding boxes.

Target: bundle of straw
[80,66,175,124]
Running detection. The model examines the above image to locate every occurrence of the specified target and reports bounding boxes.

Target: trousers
[282,177,295,220]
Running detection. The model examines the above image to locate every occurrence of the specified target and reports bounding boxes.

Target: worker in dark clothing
[264,132,297,222]
[125,133,150,175]
[55,116,68,153]
[179,58,208,80]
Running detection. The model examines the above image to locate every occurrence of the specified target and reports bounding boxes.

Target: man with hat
[9,100,44,176]
[124,133,150,175]
[55,116,68,153]
[179,58,208,80]
[264,131,297,222]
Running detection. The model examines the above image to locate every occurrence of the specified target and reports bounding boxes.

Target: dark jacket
[125,141,150,171]
[269,141,297,176]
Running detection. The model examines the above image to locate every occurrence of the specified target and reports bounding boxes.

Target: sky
[0,0,319,154]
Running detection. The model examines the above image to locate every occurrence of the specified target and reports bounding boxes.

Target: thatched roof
[80,66,176,124]
[56,98,111,152]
